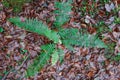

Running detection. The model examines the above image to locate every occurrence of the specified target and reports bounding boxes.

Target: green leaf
[112,55,120,61]
[51,50,59,66]
[58,49,64,64]
[20,48,28,54]
[0,27,4,33]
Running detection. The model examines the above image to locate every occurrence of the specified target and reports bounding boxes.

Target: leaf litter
[1,0,120,80]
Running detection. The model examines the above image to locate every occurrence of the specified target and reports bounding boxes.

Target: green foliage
[26,43,65,77]
[58,28,107,49]
[78,0,98,17]
[112,53,120,61]
[95,21,111,35]
[113,5,120,15]
[106,53,120,61]
[9,0,108,77]
[9,17,60,43]
[2,0,10,8]
[20,48,28,54]
[58,49,64,64]
[112,5,120,24]
[2,0,32,13]
[51,50,59,66]
[26,44,55,77]
[9,17,107,77]
[0,27,4,33]
[107,42,116,53]
[114,17,120,24]
[99,0,110,4]
[53,0,72,28]
[0,76,2,80]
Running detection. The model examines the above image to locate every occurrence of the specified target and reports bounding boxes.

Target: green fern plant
[9,0,107,77]
[9,17,107,77]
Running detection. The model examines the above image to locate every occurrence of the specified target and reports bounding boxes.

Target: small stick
[2,68,14,80]
[16,54,30,70]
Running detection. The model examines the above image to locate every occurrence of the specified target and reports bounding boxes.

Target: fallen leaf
[87,71,94,78]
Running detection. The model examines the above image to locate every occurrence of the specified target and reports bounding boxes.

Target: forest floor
[1,0,120,80]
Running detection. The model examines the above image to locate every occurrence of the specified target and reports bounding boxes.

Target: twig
[16,54,30,70]
[2,68,14,80]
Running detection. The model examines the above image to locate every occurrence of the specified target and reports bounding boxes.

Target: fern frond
[9,17,60,43]
[58,28,107,49]
[51,50,59,66]
[26,44,55,77]
[58,49,64,64]
[53,0,72,28]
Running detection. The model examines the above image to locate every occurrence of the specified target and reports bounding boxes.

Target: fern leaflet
[51,50,59,66]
